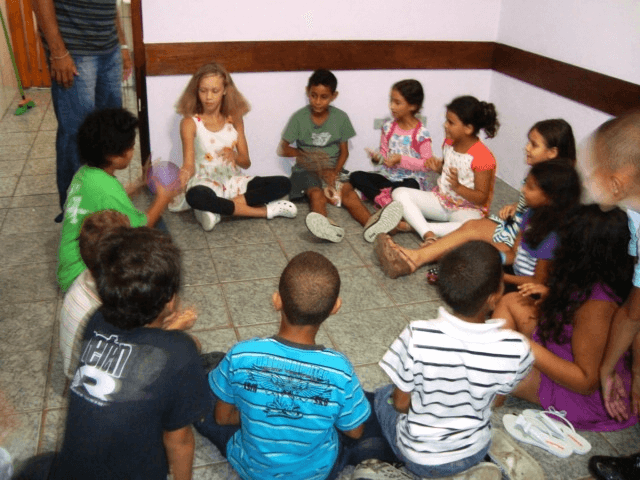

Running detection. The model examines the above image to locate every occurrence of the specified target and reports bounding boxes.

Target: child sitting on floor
[17,227,210,480]
[375,241,533,478]
[172,62,296,230]
[59,210,198,379]
[278,69,356,243]
[339,79,433,242]
[57,108,176,292]
[195,252,395,480]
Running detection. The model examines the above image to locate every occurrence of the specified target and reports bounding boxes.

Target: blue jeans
[374,385,491,478]
[51,46,122,211]
[194,390,395,480]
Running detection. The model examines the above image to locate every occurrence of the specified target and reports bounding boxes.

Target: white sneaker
[305,212,344,243]
[266,200,297,219]
[194,209,220,232]
[363,200,404,243]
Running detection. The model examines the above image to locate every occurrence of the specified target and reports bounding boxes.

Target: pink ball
[147,161,181,194]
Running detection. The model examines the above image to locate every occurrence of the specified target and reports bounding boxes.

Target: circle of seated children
[494,204,639,432]
[171,62,297,231]
[375,118,577,279]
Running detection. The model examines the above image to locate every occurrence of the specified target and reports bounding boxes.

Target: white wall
[143,0,640,188]
[148,70,493,176]
[142,0,501,43]
[492,0,640,187]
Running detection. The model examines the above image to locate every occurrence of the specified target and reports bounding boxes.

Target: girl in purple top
[495,205,637,431]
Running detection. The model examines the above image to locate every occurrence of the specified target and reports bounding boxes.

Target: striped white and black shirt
[380,307,533,466]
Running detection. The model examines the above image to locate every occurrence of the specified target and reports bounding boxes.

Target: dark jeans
[51,46,123,211]
[186,176,291,215]
[194,390,396,480]
[349,171,420,201]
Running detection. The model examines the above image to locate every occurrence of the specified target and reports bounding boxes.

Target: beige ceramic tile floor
[0,87,638,479]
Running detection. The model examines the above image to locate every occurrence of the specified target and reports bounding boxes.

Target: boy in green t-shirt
[278,69,356,243]
[57,108,175,292]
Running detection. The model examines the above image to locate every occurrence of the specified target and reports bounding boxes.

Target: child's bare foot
[396,220,412,232]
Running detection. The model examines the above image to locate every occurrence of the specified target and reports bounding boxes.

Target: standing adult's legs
[95,46,123,110]
[51,54,98,216]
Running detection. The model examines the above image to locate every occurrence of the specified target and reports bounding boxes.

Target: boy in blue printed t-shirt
[195,252,393,480]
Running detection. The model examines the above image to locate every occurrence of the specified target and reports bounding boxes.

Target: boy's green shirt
[57,166,147,291]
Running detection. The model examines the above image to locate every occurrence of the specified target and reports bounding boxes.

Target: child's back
[53,227,209,480]
[197,252,370,479]
[377,241,532,476]
[212,337,368,479]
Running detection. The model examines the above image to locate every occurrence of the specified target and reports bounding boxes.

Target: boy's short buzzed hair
[307,69,338,93]
[279,251,340,326]
[437,241,502,317]
[94,227,181,330]
[595,110,640,175]
[79,210,131,274]
[78,108,138,169]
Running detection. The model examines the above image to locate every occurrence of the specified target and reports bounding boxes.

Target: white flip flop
[503,413,574,458]
[523,408,591,455]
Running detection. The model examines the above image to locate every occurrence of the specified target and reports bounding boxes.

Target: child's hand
[425,156,443,173]
[602,371,630,421]
[221,146,237,166]
[517,283,549,303]
[321,169,338,188]
[365,148,384,165]
[447,167,460,190]
[297,150,332,172]
[163,307,198,331]
[499,203,517,220]
[383,154,401,168]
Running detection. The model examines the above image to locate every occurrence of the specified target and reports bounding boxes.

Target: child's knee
[307,187,325,202]
[391,187,409,203]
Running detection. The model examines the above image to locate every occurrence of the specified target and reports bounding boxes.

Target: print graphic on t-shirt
[241,357,332,419]
[311,132,332,146]
[71,332,132,406]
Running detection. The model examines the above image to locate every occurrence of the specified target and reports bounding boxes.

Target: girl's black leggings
[185,176,291,215]
[349,171,420,201]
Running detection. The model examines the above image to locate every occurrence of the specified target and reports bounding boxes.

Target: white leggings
[392,187,483,238]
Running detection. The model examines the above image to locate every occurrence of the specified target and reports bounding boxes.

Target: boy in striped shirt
[195,252,390,480]
[376,241,533,477]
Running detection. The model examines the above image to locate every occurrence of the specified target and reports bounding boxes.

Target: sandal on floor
[503,413,574,458]
[522,408,591,455]
[374,233,418,279]
[266,200,297,219]
[420,233,438,248]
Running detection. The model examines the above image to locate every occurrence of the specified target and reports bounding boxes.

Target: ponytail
[446,96,499,139]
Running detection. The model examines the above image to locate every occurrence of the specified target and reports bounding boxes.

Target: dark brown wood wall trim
[492,44,640,117]
[144,41,495,75]
[143,40,639,117]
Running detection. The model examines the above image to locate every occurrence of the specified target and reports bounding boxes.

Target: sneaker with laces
[194,209,220,232]
[305,212,344,243]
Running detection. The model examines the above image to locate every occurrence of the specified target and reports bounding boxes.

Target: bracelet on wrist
[51,50,70,61]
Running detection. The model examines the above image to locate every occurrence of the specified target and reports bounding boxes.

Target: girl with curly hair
[494,204,637,430]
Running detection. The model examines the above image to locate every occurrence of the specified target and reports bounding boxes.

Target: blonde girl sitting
[173,62,296,231]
